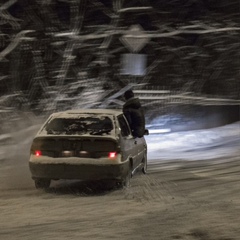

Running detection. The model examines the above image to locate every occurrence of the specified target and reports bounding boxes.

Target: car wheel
[142,151,147,174]
[123,170,131,187]
[34,179,51,189]
[120,162,132,188]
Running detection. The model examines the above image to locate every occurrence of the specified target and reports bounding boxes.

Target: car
[29,109,148,189]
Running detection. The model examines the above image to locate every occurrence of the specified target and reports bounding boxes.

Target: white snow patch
[145,121,240,161]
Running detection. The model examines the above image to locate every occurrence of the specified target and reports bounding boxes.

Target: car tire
[120,162,132,188]
[142,151,147,174]
[123,170,131,187]
[34,179,51,189]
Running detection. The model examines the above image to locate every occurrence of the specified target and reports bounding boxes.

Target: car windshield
[44,116,114,135]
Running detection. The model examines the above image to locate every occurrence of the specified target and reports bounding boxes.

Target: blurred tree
[0,0,239,111]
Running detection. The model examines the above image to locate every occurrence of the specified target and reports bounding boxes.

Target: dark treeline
[0,0,239,112]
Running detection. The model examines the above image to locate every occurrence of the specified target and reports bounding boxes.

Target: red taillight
[108,152,117,159]
[35,150,42,157]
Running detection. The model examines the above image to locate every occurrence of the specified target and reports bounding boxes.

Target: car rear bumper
[29,161,129,181]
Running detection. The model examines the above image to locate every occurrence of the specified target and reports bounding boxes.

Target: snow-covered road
[146,121,240,161]
[0,121,240,240]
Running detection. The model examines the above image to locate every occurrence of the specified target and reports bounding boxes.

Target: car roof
[50,109,123,118]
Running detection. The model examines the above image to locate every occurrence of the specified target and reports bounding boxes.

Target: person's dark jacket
[123,97,145,138]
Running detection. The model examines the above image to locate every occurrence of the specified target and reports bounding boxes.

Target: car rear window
[43,116,114,135]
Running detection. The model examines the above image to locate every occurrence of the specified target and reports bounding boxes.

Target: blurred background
[0,0,239,135]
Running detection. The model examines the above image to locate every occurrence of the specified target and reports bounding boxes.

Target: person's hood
[123,97,141,109]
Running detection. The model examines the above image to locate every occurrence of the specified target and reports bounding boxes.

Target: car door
[117,115,138,168]
[122,114,146,168]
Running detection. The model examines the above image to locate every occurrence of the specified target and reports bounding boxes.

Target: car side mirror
[144,129,149,136]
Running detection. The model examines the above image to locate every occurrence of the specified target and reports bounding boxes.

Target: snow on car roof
[35,109,123,138]
[51,109,123,118]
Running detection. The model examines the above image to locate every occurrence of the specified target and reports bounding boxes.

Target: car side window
[118,115,131,137]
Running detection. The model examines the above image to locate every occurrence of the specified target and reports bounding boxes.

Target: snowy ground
[146,121,240,161]
[0,121,240,240]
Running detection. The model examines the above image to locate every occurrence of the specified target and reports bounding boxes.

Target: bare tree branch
[0,0,18,11]
[55,0,86,87]
[58,26,240,41]
[0,30,35,62]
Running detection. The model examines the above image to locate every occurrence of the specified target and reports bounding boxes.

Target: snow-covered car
[29,109,148,189]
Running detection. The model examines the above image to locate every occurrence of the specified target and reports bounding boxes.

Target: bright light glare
[62,151,74,157]
[35,150,42,157]
[149,129,171,134]
[109,152,117,159]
